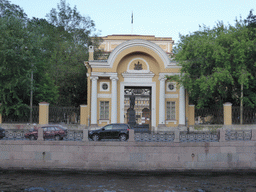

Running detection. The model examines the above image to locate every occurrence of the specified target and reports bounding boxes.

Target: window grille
[166,101,175,120]
[100,101,109,119]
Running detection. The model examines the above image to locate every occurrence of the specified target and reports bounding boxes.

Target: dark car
[88,123,130,141]
[0,127,5,139]
[25,125,67,140]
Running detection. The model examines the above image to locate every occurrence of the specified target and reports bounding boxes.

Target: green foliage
[171,15,256,108]
[45,0,101,106]
[0,2,31,115]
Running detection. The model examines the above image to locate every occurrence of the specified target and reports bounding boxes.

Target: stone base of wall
[1,140,256,171]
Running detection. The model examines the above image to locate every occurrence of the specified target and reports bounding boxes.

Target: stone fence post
[223,102,232,126]
[83,129,89,142]
[39,102,49,125]
[37,128,44,141]
[129,129,135,142]
[251,129,256,141]
[174,129,180,143]
[219,129,226,142]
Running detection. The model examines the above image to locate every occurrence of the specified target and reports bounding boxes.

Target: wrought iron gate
[124,87,151,131]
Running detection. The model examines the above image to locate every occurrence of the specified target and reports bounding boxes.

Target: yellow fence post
[188,105,195,126]
[223,102,232,126]
[80,105,88,125]
[39,102,49,125]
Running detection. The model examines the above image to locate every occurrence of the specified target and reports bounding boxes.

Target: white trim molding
[166,120,177,124]
[99,120,110,124]
[122,72,155,82]
[108,39,171,68]
[120,82,156,129]
[97,94,112,98]
[91,72,118,78]
[165,94,178,98]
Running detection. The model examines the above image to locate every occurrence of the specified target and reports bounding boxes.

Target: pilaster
[158,76,166,126]
[179,85,185,125]
[110,76,118,123]
[90,76,98,126]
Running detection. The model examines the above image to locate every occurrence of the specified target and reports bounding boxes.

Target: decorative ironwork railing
[225,130,251,141]
[2,106,39,124]
[134,133,175,142]
[180,131,219,142]
[1,129,30,140]
[232,106,256,124]
[195,107,223,124]
[63,130,83,141]
[49,106,80,124]
[0,129,254,142]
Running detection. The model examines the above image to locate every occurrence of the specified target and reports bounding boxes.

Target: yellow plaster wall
[39,102,49,125]
[88,35,186,128]
[224,103,232,125]
[80,105,88,125]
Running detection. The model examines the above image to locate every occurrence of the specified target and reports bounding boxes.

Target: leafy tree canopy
[170,12,256,108]
[45,0,101,106]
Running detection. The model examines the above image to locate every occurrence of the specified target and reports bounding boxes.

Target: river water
[0,170,256,192]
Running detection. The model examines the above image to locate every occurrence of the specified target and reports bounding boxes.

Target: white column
[110,76,118,123]
[90,76,98,125]
[179,85,185,125]
[158,76,166,125]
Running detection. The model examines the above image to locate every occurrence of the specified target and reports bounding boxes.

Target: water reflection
[0,170,256,191]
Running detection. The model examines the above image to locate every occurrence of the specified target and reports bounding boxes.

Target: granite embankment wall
[1,139,256,171]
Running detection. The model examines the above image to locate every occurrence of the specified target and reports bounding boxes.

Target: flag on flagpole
[131,12,133,24]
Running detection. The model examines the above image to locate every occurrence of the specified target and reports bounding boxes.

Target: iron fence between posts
[0,129,254,142]
[232,106,256,124]
[2,106,39,124]
[49,106,80,124]
[195,107,223,125]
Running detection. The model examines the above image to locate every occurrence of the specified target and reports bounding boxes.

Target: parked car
[25,125,67,140]
[88,123,131,141]
[0,127,5,139]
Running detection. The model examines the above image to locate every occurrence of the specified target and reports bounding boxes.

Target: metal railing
[195,107,223,124]
[180,131,219,142]
[2,106,39,124]
[232,106,256,124]
[49,106,80,124]
[0,129,255,142]
[134,133,175,142]
[225,129,251,141]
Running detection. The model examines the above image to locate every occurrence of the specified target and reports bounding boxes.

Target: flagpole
[131,12,133,34]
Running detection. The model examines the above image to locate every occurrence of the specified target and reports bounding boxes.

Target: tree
[0,1,59,117]
[171,17,256,109]
[0,1,32,116]
[46,0,101,106]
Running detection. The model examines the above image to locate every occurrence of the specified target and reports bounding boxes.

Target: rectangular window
[100,101,109,119]
[166,101,175,120]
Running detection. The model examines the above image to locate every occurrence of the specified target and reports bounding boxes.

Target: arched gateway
[85,35,187,132]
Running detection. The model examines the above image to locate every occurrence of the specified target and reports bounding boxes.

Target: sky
[9,0,256,45]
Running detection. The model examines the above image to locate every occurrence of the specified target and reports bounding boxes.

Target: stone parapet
[1,140,256,171]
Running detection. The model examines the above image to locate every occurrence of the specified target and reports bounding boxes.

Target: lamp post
[30,64,33,124]
[25,46,34,124]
